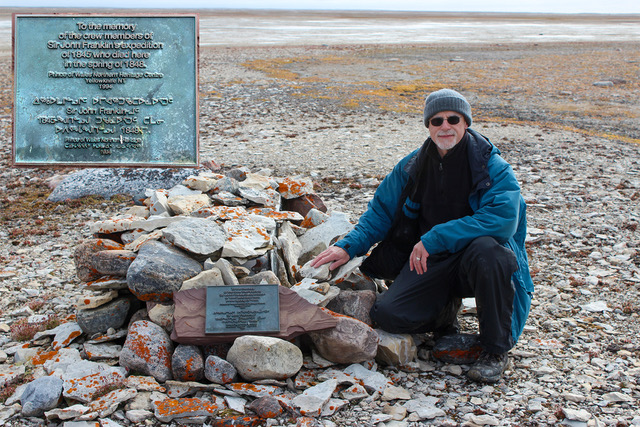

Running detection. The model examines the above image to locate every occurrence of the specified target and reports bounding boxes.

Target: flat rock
[222,218,272,258]
[172,345,204,382]
[292,379,338,417]
[126,240,203,302]
[162,217,226,257]
[204,355,237,384]
[76,297,131,336]
[308,310,379,364]
[120,320,174,382]
[47,168,195,202]
[21,376,64,417]
[226,335,303,381]
[375,330,417,366]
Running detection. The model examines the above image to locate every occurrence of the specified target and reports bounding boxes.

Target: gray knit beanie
[423,89,472,127]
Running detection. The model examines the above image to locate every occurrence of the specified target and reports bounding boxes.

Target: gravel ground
[1,40,640,425]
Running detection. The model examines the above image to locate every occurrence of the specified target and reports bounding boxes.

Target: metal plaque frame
[12,13,199,167]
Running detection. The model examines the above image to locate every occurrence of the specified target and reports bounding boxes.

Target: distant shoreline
[2,8,640,19]
[2,9,639,51]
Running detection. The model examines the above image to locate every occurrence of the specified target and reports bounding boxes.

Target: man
[311,88,533,383]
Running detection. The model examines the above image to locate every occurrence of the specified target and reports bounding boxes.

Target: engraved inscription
[205,285,280,334]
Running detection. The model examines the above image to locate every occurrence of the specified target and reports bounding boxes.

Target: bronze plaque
[206,285,281,335]
[12,14,199,167]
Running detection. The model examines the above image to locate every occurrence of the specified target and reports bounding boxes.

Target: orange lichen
[30,350,59,366]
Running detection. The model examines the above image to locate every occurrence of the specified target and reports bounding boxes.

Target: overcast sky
[7,0,640,14]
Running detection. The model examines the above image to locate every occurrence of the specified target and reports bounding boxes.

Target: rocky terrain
[1,39,640,426]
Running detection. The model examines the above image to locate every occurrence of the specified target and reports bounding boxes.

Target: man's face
[427,110,468,155]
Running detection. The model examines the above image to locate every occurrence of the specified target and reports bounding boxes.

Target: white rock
[222,218,271,258]
[292,379,338,417]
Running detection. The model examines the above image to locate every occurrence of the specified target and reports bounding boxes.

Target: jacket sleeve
[334,151,413,258]
[421,154,521,255]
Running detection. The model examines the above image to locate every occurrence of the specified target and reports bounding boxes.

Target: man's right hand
[310,246,349,271]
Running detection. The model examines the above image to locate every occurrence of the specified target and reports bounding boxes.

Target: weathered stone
[213,176,240,194]
[85,276,129,291]
[83,343,122,361]
[62,366,127,403]
[226,167,249,182]
[74,239,124,281]
[20,376,63,417]
[375,330,417,366]
[194,205,248,220]
[126,241,203,302]
[45,404,91,421]
[172,345,204,382]
[130,215,188,232]
[291,279,341,306]
[299,260,331,281]
[50,322,83,350]
[238,270,280,285]
[246,395,283,418]
[309,311,379,364]
[226,336,303,381]
[300,208,329,229]
[282,194,328,218]
[248,207,304,222]
[162,217,226,257]
[404,396,445,420]
[125,376,166,393]
[277,221,302,281]
[298,212,353,260]
[148,303,175,331]
[241,173,273,190]
[213,258,240,286]
[292,379,338,418]
[76,290,119,310]
[325,290,376,326]
[222,218,272,258]
[340,383,369,401]
[382,384,412,401]
[153,397,221,423]
[47,168,195,202]
[43,348,83,376]
[344,363,392,393]
[147,189,172,216]
[204,355,237,384]
[89,216,137,234]
[167,193,212,215]
[76,297,131,336]
[277,176,315,199]
[209,191,247,207]
[431,333,483,365]
[123,205,150,218]
[91,250,137,277]
[238,187,280,207]
[120,320,174,382]
[181,268,225,290]
[183,172,224,192]
[87,388,138,418]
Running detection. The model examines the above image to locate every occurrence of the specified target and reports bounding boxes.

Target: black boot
[467,351,508,383]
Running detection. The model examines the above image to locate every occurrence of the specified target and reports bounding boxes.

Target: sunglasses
[429,115,462,127]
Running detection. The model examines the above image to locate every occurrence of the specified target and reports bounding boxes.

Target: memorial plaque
[12,14,199,167]
[205,285,280,334]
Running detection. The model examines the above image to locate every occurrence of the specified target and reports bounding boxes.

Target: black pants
[369,236,517,354]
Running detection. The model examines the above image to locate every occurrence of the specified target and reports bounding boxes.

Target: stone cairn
[3,167,423,425]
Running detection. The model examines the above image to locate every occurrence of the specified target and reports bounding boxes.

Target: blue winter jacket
[335,129,534,343]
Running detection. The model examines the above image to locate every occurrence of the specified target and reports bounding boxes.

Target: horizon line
[2,6,640,16]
